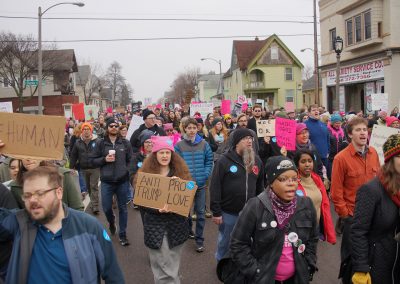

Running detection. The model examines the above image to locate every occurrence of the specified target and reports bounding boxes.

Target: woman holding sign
[136,135,192,284]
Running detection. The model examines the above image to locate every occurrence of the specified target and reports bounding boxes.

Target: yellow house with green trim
[223,34,304,111]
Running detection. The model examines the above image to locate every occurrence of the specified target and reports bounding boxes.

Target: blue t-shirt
[28,224,71,284]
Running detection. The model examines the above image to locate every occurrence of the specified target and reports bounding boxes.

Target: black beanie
[105,117,119,128]
[212,117,223,127]
[142,109,155,120]
[265,156,297,185]
[232,128,253,147]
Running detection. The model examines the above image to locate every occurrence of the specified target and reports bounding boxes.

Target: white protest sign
[256,99,265,109]
[256,119,276,137]
[126,115,144,140]
[190,102,214,118]
[0,101,13,113]
[369,124,400,164]
[371,93,388,111]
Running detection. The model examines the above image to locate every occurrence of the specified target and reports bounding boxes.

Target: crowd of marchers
[0,103,400,284]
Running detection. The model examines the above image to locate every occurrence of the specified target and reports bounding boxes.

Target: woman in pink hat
[135,136,192,284]
[386,116,400,128]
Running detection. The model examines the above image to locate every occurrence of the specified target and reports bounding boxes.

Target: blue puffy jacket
[174,134,213,188]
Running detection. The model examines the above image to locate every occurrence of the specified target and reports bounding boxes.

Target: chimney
[255,36,259,41]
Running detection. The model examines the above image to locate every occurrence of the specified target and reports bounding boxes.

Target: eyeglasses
[254,110,261,112]
[241,136,254,142]
[108,124,119,128]
[144,141,153,145]
[166,129,174,132]
[146,116,156,120]
[22,187,58,201]
[276,176,298,184]
[238,120,247,123]
[82,128,91,131]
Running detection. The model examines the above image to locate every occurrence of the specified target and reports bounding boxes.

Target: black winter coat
[92,136,133,183]
[69,137,102,169]
[129,124,166,153]
[351,177,400,284]
[129,152,145,184]
[230,191,318,284]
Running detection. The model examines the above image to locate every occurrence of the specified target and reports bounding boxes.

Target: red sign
[72,103,85,121]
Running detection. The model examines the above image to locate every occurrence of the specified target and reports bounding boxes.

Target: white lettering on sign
[327,60,384,86]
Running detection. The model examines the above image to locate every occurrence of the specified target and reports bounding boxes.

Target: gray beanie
[139,129,154,145]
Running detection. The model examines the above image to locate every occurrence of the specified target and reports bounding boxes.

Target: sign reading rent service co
[327,60,384,86]
[134,172,198,217]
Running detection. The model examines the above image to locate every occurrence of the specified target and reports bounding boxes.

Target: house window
[378,22,382,38]
[355,15,362,42]
[285,68,293,81]
[271,46,279,60]
[364,10,371,39]
[2,77,10,88]
[285,89,294,102]
[329,28,336,50]
[346,19,353,45]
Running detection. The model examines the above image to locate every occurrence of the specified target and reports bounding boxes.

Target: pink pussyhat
[151,136,175,153]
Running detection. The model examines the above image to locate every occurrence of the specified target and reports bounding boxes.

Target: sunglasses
[108,124,119,128]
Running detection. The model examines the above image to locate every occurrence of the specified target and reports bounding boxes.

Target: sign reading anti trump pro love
[0,112,66,160]
[275,117,296,151]
[134,172,198,217]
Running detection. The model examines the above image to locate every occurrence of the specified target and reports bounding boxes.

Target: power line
[0,15,314,24]
[3,34,317,43]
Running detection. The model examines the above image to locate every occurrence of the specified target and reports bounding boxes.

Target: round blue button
[230,165,238,173]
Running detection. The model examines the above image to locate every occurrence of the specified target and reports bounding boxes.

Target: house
[223,34,304,111]
[0,49,79,115]
[75,65,102,107]
[319,0,399,113]
[302,74,322,107]
[197,72,220,102]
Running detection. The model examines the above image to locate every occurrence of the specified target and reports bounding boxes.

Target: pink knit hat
[151,136,175,153]
[163,123,173,130]
[386,116,399,127]
[296,123,308,135]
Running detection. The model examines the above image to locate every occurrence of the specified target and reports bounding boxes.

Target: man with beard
[0,166,124,284]
[210,128,264,261]
[93,118,133,247]
[227,113,259,153]
[69,122,101,215]
[129,109,166,153]
[246,104,264,133]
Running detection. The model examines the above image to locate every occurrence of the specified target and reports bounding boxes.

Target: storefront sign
[327,60,384,86]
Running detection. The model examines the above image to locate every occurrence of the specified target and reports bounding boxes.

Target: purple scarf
[269,189,297,230]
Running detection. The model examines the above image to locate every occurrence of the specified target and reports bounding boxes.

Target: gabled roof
[233,37,266,70]
[42,49,78,72]
[76,65,90,85]
[232,34,303,71]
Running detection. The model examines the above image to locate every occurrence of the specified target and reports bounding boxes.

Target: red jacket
[297,172,336,244]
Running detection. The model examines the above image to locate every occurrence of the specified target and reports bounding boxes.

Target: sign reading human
[275,117,296,151]
[256,119,276,137]
[0,113,66,160]
[134,172,198,217]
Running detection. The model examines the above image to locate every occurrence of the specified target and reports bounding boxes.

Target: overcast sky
[1,0,319,103]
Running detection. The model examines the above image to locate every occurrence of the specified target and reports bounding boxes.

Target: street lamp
[38,2,85,115]
[334,36,344,108]
[200,57,224,100]
[301,47,320,105]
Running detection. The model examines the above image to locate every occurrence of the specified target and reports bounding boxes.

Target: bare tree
[104,61,125,107]
[120,83,134,106]
[0,32,61,112]
[302,64,314,80]
[169,67,200,104]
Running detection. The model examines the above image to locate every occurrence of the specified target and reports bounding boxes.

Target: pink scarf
[328,123,344,152]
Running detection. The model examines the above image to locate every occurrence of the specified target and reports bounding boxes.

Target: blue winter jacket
[305,117,330,159]
[0,205,124,284]
[174,134,214,188]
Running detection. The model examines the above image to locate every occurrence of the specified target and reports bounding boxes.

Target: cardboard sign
[257,119,276,137]
[72,103,85,120]
[0,113,66,160]
[190,102,214,118]
[275,117,296,151]
[369,124,400,164]
[126,114,144,140]
[232,103,242,117]
[0,101,13,113]
[221,100,231,115]
[371,93,388,111]
[238,95,247,105]
[285,102,295,113]
[84,105,99,121]
[134,172,198,217]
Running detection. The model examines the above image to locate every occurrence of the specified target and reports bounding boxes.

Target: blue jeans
[188,187,206,246]
[101,180,129,238]
[215,211,239,261]
[78,169,87,193]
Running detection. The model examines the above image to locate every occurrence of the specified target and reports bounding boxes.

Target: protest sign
[221,100,231,115]
[242,102,248,111]
[232,103,242,117]
[134,172,198,217]
[238,95,247,105]
[190,102,214,118]
[115,106,125,114]
[84,105,99,121]
[257,119,276,137]
[144,97,152,106]
[0,112,66,160]
[371,93,388,111]
[256,99,265,109]
[369,124,400,164]
[275,117,296,151]
[285,102,295,112]
[0,101,13,113]
[106,107,113,114]
[126,114,144,140]
[131,102,141,113]
[72,103,85,120]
